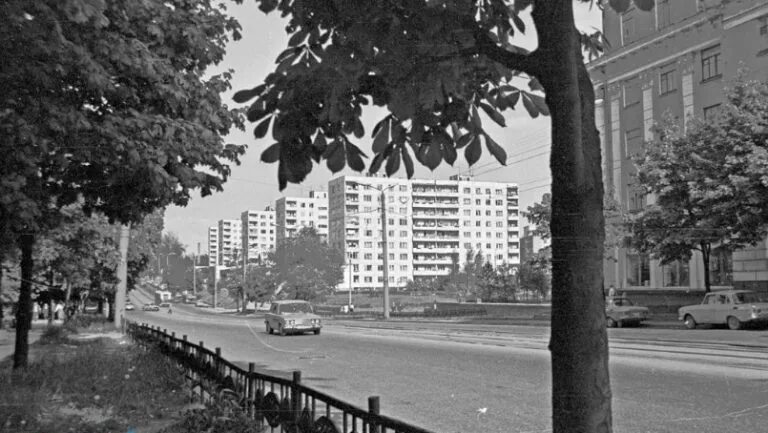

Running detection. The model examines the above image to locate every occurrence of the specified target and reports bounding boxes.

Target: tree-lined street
[130,300,768,433]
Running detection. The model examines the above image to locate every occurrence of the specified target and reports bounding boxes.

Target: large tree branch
[472,28,541,77]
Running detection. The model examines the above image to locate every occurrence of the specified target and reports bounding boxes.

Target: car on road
[195,300,212,308]
[125,302,135,311]
[142,304,160,312]
[605,296,649,328]
[265,300,322,336]
[678,290,768,330]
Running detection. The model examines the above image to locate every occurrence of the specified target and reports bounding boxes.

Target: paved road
[128,294,768,433]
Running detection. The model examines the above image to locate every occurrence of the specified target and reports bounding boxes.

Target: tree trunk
[14,233,35,369]
[97,298,104,315]
[47,271,54,325]
[107,294,115,321]
[532,1,612,432]
[0,264,4,330]
[701,243,711,293]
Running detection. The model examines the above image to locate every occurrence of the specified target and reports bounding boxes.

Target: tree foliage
[628,78,768,292]
[271,227,344,301]
[1,0,244,368]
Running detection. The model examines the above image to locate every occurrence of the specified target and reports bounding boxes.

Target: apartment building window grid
[701,45,721,81]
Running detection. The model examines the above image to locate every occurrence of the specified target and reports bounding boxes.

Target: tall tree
[1,0,244,368]
[271,227,344,301]
[628,78,768,293]
[238,1,654,430]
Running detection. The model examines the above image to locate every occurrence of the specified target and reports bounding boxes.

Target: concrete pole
[381,189,390,319]
[348,252,353,310]
[114,224,130,328]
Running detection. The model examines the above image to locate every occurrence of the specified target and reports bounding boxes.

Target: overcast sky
[164,3,604,253]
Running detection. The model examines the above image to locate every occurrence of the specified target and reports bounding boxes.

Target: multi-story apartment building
[520,226,549,264]
[589,0,768,291]
[207,226,219,266]
[274,190,329,245]
[328,174,520,291]
[241,206,276,265]
[217,219,242,267]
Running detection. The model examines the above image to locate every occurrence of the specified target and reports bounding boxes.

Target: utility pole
[348,252,353,311]
[114,224,130,328]
[380,189,390,319]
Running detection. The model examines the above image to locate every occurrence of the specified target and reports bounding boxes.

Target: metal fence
[126,321,435,433]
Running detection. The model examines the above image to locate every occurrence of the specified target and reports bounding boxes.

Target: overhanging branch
[473,29,541,77]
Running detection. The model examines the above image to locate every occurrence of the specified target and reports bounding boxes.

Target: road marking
[245,322,313,355]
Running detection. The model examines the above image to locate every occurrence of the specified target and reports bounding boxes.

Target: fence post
[292,371,302,431]
[215,347,222,378]
[183,335,188,355]
[368,396,380,433]
[248,362,256,419]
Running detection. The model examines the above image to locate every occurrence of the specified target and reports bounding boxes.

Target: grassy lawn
[0,319,261,433]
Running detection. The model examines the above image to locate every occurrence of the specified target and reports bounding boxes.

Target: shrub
[38,325,71,345]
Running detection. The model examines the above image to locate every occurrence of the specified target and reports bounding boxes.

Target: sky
[164,2,604,253]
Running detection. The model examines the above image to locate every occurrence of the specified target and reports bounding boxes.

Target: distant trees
[627,77,768,292]
[271,227,344,301]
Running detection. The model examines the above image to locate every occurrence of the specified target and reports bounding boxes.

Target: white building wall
[241,207,276,264]
[208,226,219,266]
[328,175,520,292]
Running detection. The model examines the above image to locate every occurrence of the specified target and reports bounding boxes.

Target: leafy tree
[220,262,277,311]
[271,227,344,301]
[526,193,553,240]
[520,247,552,300]
[239,1,656,428]
[1,0,244,368]
[628,78,768,293]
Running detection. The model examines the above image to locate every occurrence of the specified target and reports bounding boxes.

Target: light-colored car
[142,303,160,312]
[605,296,649,328]
[265,300,322,336]
[678,290,768,330]
[125,302,135,311]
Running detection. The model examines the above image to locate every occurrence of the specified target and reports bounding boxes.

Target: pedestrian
[167,304,173,314]
[607,285,616,298]
[54,302,64,320]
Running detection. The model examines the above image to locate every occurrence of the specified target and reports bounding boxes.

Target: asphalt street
[129,293,768,433]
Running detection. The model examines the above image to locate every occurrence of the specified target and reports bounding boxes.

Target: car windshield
[609,298,633,307]
[733,292,762,304]
[280,303,313,314]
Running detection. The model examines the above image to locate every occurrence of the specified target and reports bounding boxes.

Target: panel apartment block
[589,0,768,291]
[328,174,520,291]
[275,190,329,245]
[217,219,242,267]
[241,206,276,265]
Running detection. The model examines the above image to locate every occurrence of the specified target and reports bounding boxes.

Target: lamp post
[348,180,396,320]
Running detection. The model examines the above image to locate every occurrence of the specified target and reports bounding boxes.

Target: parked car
[125,302,135,311]
[265,300,322,336]
[605,296,649,328]
[678,290,768,330]
[142,304,160,312]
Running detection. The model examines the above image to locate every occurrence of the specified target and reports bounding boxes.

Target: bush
[38,325,71,345]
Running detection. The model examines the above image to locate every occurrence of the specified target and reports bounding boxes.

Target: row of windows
[625,251,732,287]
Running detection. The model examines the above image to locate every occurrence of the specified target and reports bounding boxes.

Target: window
[363,195,372,202]
[353,276,359,283]
[464,243,472,249]
[389,253,394,260]
[475,199,481,205]
[464,210,471,216]
[400,185,407,191]
[476,188,481,194]
[364,241,373,248]
[388,219,394,226]
[625,127,643,159]
[485,210,491,216]
[701,45,721,81]
[476,210,482,216]
[657,0,670,29]
[476,232,481,238]
[366,265,372,271]
[364,253,372,260]
[622,78,640,107]
[400,253,408,260]
[621,12,635,45]
[463,198,471,205]
[399,207,406,214]
[485,221,491,227]
[485,199,491,205]
[496,221,504,227]
[709,249,733,286]
[662,260,690,287]
[475,221,481,227]
[496,211,503,216]
[399,242,408,248]
[495,189,502,195]
[659,67,676,95]
[626,253,650,287]
[400,265,407,271]
[400,230,407,237]
[399,218,407,225]
[703,104,721,121]
[495,200,503,205]
[364,277,372,283]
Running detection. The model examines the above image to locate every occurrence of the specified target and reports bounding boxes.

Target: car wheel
[684,315,697,330]
[313,329,321,335]
[266,322,273,334]
[606,318,617,328]
[727,316,742,330]
[279,325,286,336]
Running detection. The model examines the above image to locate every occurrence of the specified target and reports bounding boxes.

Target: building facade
[274,190,329,245]
[207,226,219,266]
[589,0,768,291]
[241,206,276,265]
[328,174,521,291]
[520,225,549,264]
[217,219,242,267]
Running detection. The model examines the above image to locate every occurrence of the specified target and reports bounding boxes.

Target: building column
[681,62,695,133]
[641,77,656,205]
